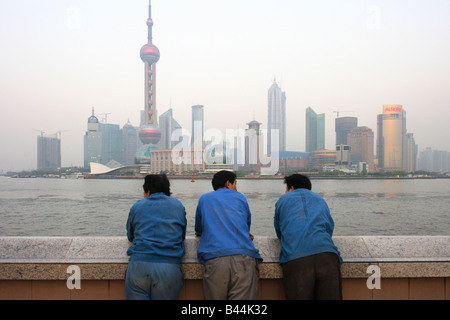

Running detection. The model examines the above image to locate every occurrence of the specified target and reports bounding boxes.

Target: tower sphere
[140,44,160,64]
[139,124,161,145]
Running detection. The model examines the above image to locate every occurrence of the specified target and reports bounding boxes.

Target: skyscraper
[138,0,161,146]
[191,105,204,148]
[347,126,375,172]
[159,109,182,149]
[335,117,358,146]
[267,79,286,155]
[84,108,102,169]
[305,107,325,152]
[377,105,407,171]
[406,133,417,172]
[37,133,61,170]
[122,122,140,166]
[99,123,123,166]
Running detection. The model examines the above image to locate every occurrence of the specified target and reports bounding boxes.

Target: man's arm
[274,200,282,240]
[126,209,134,242]
[194,200,203,237]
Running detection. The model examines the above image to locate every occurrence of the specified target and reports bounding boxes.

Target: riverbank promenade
[0,236,449,300]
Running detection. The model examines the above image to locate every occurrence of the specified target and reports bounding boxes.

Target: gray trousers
[203,254,259,300]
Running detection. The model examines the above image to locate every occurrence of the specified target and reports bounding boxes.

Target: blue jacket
[195,188,262,265]
[126,192,187,264]
[274,189,342,265]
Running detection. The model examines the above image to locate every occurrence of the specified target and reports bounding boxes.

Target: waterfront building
[84,109,102,169]
[347,126,375,172]
[275,151,310,174]
[191,105,204,148]
[306,107,325,153]
[377,105,407,171]
[84,110,143,169]
[267,80,286,155]
[37,133,61,170]
[159,109,182,150]
[335,117,358,145]
[150,149,205,174]
[310,149,336,171]
[335,145,352,170]
[418,148,449,173]
[136,0,161,163]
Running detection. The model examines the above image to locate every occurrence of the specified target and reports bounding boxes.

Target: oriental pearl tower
[139,0,161,146]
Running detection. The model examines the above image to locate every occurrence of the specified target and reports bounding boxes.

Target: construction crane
[33,129,46,137]
[333,110,355,118]
[56,130,69,139]
[98,113,111,124]
[33,129,68,139]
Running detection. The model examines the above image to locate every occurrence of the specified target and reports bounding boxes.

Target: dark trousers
[282,252,342,300]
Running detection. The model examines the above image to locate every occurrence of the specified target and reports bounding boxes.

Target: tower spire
[147,0,154,44]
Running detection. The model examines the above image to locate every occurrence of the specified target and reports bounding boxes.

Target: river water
[0,176,449,237]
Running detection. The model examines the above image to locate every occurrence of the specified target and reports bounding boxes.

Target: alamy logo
[66,265,81,290]
[67,5,81,30]
[170,123,280,176]
[366,265,381,290]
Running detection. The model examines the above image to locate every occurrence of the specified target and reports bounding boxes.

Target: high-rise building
[418,148,450,173]
[159,109,182,150]
[99,123,123,166]
[335,117,358,146]
[377,105,407,171]
[84,108,102,169]
[406,133,418,172]
[347,126,375,172]
[306,107,325,153]
[37,133,61,170]
[122,122,141,166]
[267,80,286,155]
[191,105,204,148]
[138,0,161,147]
[242,120,263,173]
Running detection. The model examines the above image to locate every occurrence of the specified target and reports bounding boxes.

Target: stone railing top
[0,236,449,264]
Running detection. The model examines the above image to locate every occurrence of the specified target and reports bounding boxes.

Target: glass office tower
[306,107,325,153]
[377,105,407,171]
[335,117,358,145]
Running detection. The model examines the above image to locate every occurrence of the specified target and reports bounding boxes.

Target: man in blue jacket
[274,174,342,300]
[195,170,262,300]
[125,174,187,300]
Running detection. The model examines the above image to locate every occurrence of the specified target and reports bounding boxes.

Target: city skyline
[1,0,450,171]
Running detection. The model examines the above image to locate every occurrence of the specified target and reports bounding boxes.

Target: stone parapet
[0,236,449,281]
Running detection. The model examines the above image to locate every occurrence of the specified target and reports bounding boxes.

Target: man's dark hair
[284,174,312,191]
[212,170,237,191]
[143,174,171,196]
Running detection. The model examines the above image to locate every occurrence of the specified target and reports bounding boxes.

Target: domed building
[87,108,99,132]
[84,108,102,169]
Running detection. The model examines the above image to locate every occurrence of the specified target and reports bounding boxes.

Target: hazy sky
[1,0,449,172]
